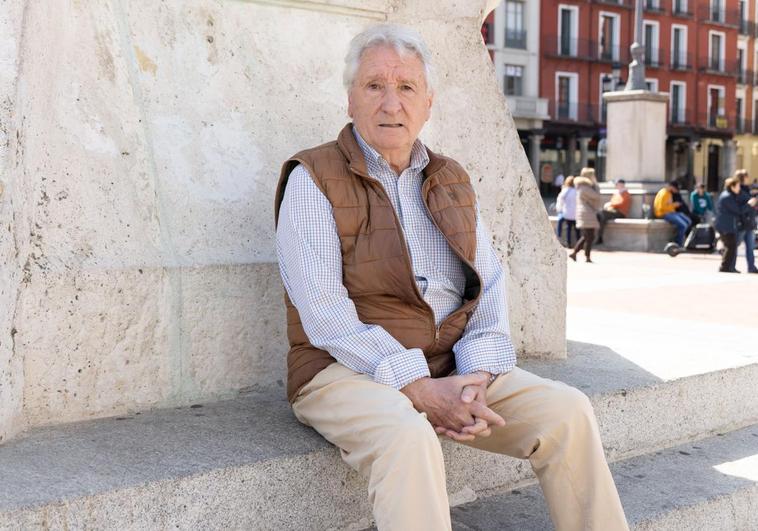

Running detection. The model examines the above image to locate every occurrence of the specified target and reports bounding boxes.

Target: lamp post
[625,0,647,91]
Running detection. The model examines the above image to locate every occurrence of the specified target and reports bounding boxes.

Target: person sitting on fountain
[654,180,691,247]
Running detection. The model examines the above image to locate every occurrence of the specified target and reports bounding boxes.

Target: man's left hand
[434,371,505,442]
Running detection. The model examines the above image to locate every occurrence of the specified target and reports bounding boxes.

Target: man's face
[615,182,624,191]
[348,45,433,158]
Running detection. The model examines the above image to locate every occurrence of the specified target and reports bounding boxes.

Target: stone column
[566,135,577,174]
[724,139,737,180]
[529,132,544,184]
[579,136,591,169]
[688,140,698,185]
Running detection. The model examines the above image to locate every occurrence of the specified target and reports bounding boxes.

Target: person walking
[556,176,579,246]
[715,177,757,273]
[569,168,603,263]
[735,170,758,273]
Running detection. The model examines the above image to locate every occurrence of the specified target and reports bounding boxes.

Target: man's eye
[368,83,381,90]
[400,85,414,91]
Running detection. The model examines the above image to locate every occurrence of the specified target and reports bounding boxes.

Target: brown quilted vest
[274,124,483,403]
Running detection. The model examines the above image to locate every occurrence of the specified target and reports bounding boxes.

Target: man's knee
[383,415,441,453]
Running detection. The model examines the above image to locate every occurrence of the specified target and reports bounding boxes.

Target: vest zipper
[357,173,439,345]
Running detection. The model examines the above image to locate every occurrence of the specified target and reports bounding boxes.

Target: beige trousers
[292,363,629,531]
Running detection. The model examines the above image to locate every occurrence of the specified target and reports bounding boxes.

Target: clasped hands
[401,372,506,442]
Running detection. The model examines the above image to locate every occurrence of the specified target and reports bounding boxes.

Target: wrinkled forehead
[355,45,427,84]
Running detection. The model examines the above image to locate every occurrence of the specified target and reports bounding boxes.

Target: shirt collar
[352,125,430,174]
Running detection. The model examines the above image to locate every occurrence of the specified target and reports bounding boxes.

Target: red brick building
[534,0,750,191]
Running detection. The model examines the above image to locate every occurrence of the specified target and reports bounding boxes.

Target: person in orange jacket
[654,180,691,246]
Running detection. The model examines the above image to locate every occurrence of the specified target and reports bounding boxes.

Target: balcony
[699,112,733,131]
[698,5,740,27]
[542,36,630,63]
[737,69,754,85]
[739,19,755,36]
[698,56,739,77]
[670,52,694,71]
[644,47,665,68]
[671,1,693,18]
[548,100,602,124]
[735,118,752,134]
[643,0,665,14]
[591,0,633,7]
[669,109,691,127]
[505,29,527,49]
[505,95,550,121]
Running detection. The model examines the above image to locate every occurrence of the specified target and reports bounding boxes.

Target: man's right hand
[401,373,505,441]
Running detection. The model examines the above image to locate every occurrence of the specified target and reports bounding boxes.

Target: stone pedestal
[604,90,669,182]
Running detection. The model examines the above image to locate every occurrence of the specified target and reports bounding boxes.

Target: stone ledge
[550,217,676,252]
[1,347,757,530]
[447,425,758,531]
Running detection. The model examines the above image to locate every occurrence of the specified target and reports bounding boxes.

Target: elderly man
[274,24,628,531]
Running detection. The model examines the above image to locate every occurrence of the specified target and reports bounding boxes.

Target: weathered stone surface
[1,0,563,438]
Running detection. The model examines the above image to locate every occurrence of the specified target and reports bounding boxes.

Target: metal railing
[698,56,739,76]
[699,112,733,131]
[670,52,694,71]
[542,36,631,63]
[548,101,602,124]
[737,69,754,85]
[644,47,665,68]
[698,5,741,27]
[505,29,527,49]
[671,1,693,18]
[643,0,666,14]
[670,108,690,126]
[591,0,634,7]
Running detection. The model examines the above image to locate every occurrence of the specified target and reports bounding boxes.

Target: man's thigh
[292,362,439,468]
[461,367,592,458]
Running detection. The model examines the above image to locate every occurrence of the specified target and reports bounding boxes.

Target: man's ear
[425,90,434,121]
[347,90,354,119]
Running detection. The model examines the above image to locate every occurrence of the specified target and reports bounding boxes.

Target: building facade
[533,0,752,191]
[483,1,550,183]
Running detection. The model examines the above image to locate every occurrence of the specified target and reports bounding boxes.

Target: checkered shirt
[276,127,516,390]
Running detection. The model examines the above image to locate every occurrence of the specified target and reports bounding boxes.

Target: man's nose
[380,88,402,113]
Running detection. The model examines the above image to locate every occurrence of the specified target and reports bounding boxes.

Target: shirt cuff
[454,336,517,377]
[373,348,431,390]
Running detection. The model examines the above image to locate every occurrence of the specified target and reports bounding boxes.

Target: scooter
[665,221,719,257]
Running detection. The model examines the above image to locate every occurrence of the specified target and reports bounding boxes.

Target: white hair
[343,24,434,93]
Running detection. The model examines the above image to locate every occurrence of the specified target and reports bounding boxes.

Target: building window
[673,0,689,15]
[711,0,725,22]
[556,72,578,120]
[671,25,688,69]
[738,45,748,84]
[504,65,524,96]
[739,0,748,33]
[558,5,579,56]
[670,82,686,124]
[707,85,725,127]
[643,21,660,66]
[709,31,725,71]
[737,95,745,132]
[645,78,659,92]
[599,12,620,62]
[505,1,526,49]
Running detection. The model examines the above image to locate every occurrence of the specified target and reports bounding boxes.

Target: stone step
[448,425,758,531]
[1,349,757,530]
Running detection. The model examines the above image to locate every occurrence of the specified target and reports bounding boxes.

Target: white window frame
[670,24,688,68]
[753,92,758,133]
[670,81,686,123]
[706,84,726,127]
[645,78,659,92]
[711,0,725,22]
[674,0,689,14]
[643,20,660,65]
[738,41,748,84]
[558,4,579,56]
[555,71,579,120]
[598,11,621,62]
[736,88,746,131]
[708,30,726,71]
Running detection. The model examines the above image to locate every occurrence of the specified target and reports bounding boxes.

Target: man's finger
[457,372,489,388]
[442,429,476,442]
[461,417,489,435]
[469,401,506,427]
[460,385,478,404]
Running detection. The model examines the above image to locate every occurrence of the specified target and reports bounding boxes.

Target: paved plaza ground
[565,249,758,381]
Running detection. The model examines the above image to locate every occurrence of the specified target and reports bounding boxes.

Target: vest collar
[336,123,447,179]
